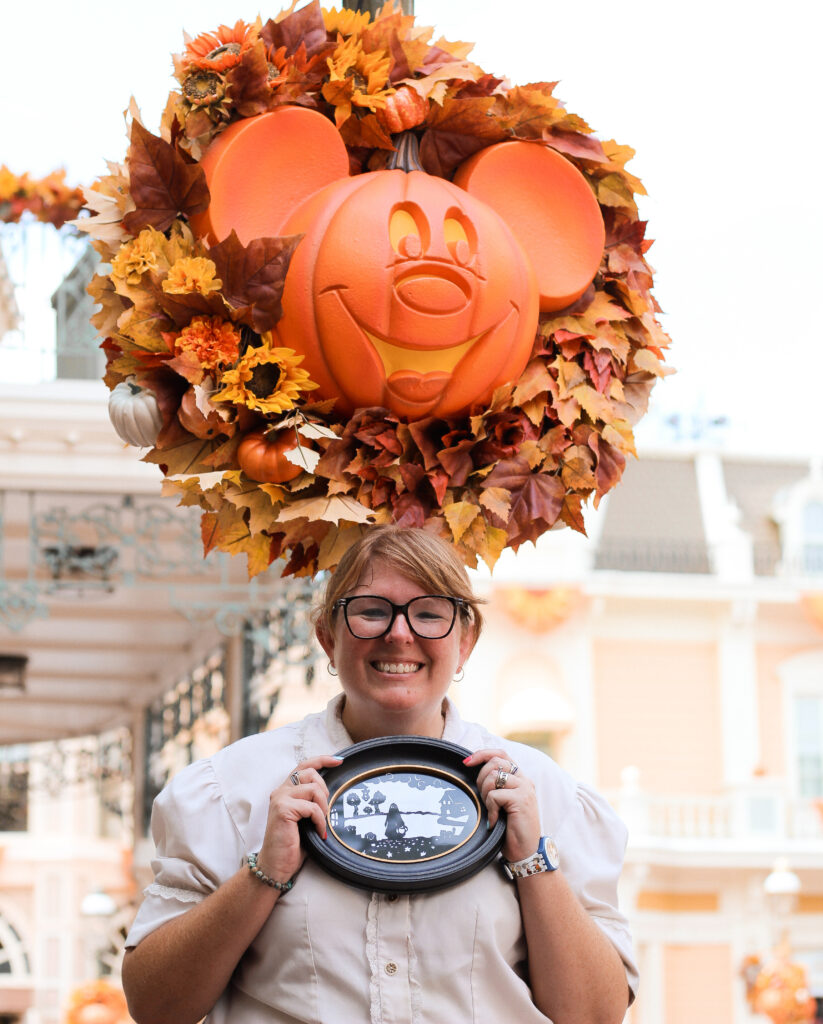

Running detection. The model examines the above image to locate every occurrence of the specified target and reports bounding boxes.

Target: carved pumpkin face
[195,107,605,421]
[274,169,538,420]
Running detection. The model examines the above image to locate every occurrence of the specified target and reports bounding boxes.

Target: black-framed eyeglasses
[333,595,467,640]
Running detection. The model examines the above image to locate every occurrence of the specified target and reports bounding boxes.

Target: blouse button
[385,962,398,976]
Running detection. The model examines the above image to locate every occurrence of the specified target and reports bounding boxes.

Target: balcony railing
[612,774,823,846]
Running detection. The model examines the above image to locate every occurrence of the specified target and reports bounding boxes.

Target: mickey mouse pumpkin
[193,106,605,421]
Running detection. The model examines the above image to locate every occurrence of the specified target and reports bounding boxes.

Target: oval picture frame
[301,735,506,894]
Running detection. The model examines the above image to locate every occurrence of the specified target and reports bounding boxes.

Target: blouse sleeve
[555,781,639,1001]
[125,758,245,948]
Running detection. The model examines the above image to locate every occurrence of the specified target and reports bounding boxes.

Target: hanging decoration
[0,167,85,229]
[84,1,670,577]
[64,980,133,1024]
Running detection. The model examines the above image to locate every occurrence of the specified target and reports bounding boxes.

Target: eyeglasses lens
[344,596,456,639]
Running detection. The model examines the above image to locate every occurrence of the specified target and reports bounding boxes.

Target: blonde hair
[316,526,484,643]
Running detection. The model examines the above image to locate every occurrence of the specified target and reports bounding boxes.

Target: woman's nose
[385,611,415,643]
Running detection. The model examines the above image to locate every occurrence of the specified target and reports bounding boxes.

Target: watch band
[503,836,560,880]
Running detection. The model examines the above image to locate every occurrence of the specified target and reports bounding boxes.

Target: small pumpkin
[376,86,428,134]
[237,428,308,483]
[108,377,163,447]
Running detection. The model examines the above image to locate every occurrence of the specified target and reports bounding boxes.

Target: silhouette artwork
[329,769,479,862]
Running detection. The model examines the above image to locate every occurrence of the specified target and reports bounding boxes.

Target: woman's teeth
[374,661,420,674]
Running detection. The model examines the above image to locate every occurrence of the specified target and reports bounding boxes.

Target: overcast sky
[2,0,821,453]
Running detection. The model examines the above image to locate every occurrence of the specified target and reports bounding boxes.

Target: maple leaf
[560,493,588,534]
[560,446,596,491]
[401,61,481,105]
[178,386,235,441]
[276,495,375,526]
[225,44,272,118]
[443,500,480,543]
[479,486,511,525]
[224,479,280,535]
[142,435,222,475]
[200,505,250,556]
[587,431,626,502]
[262,1,329,58]
[123,122,209,234]
[419,96,507,177]
[317,524,368,572]
[208,231,303,333]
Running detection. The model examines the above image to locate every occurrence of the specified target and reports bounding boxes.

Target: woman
[123,526,637,1024]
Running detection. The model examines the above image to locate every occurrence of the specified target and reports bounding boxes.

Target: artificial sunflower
[322,8,371,37]
[172,316,242,370]
[212,341,319,414]
[181,19,258,72]
[162,257,222,296]
[322,34,392,125]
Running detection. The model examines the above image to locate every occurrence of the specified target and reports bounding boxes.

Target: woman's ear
[315,619,336,665]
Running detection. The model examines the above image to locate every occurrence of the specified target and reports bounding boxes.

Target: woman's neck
[340,697,447,742]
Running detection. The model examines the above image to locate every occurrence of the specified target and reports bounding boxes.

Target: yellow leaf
[521,396,548,427]
[602,421,637,458]
[317,524,367,571]
[479,487,511,524]
[570,384,615,424]
[561,446,596,490]
[443,500,481,543]
[276,495,375,525]
[554,356,587,397]
[631,348,674,377]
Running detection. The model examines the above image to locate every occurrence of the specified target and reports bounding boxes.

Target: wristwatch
[503,836,560,880]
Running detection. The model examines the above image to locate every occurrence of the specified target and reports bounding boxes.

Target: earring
[453,666,464,682]
[327,663,338,677]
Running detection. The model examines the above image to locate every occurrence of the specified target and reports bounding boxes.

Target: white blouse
[127,695,638,1023]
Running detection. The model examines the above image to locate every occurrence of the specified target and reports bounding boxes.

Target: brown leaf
[208,230,303,333]
[443,501,481,543]
[419,97,507,177]
[507,472,566,545]
[225,44,272,118]
[123,122,209,234]
[178,386,235,441]
[262,1,329,58]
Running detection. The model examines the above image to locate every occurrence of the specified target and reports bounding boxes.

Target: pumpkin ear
[452,141,604,313]
[190,107,350,245]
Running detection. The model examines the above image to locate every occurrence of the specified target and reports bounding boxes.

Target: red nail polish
[322,831,328,841]
[462,756,472,764]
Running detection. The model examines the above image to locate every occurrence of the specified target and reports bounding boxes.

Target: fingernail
[462,756,472,764]
[323,831,328,841]
[486,820,492,830]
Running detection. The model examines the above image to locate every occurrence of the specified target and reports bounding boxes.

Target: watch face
[301,736,506,893]
[542,837,560,869]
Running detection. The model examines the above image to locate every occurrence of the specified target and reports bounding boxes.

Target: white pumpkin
[108,377,163,447]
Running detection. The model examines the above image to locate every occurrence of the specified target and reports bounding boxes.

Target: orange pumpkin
[376,86,428,133]
[272,137,538,420]
[237,429,306,483]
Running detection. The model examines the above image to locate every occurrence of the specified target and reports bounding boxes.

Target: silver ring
[495,768,509,790]
[290,771,300,787]
[510,762,519,776]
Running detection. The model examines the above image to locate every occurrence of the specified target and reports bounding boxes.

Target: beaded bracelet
[246,852,295,892]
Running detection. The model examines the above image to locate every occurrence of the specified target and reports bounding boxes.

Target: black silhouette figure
[385,802,408,839]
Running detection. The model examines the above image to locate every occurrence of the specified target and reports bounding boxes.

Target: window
[795,694,823,798]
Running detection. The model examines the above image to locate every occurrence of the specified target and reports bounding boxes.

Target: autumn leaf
[200,505,251,556]
[317,523,368,571]
[142,435,221,475]
[208,230,303,333]
[276,495,375,525]
[507,472,566,545]
[123,122,209,234]
[225,44,271,118]
[479,486,511,525]
[443,500,481,543]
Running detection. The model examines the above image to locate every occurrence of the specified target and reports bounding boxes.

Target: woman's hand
[256,755,343,884]
[464,748,541,862]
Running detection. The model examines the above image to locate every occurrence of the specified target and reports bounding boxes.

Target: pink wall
[593,639,722,792]
[663,945,733,1024]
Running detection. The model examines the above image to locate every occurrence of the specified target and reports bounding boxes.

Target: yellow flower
[323,34,392,124]
[212,339,318,414]
[173,316,242,369]
[322,8,371,36]
[162,257,222,296]
[110,228,165,284]
[0,165,21,201]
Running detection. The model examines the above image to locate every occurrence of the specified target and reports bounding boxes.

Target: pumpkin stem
[387,132,424,173]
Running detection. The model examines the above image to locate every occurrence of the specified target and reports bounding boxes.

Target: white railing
[611,770,823,844]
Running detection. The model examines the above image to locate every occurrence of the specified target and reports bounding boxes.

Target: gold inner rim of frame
[328,763,481,865]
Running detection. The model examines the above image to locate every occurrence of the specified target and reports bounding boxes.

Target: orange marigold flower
[182,20,258,72]
[162,257,222,296]
[174,316,241,369]
[110,228,165,284]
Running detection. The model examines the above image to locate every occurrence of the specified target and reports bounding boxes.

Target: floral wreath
[85,1,670,578]
[0,166,84,229]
